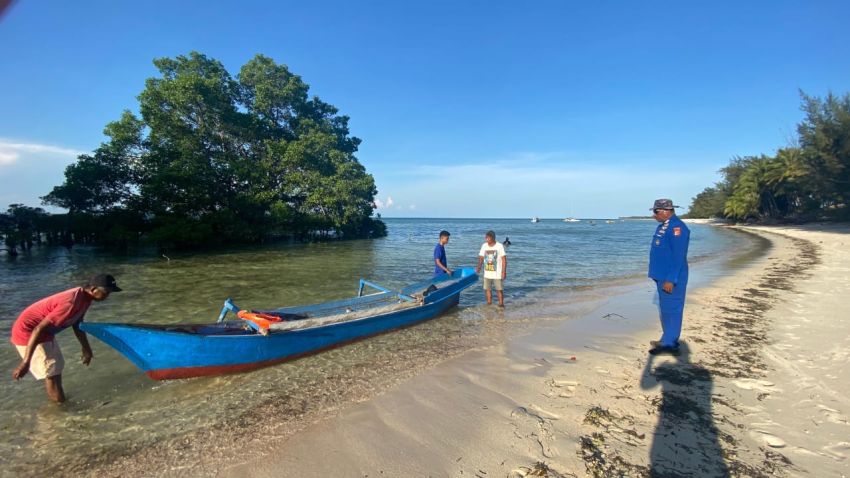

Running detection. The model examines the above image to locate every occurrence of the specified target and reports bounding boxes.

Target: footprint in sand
[751,430,787,448]
[548,379,579,398]
[527,404,561,420]
[733,379,778,393]
[817,405,849,424]
[823,441,850,460]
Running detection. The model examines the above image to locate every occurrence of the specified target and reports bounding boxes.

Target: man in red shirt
[10,274,122,403]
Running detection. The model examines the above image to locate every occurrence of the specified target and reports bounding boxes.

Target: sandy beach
[62,224,850,477]
[215,224,849,477]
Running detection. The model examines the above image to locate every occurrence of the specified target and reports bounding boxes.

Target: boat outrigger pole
[357,279,417,303]
[217,298,240,323]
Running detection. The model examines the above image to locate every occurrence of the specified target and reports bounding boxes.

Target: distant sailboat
[605,220,615,224]
[531,216,540,223]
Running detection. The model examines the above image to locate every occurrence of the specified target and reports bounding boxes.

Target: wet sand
[50,224,849,477]
[219,224,850,477]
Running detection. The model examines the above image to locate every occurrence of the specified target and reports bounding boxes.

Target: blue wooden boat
[81,268,478,380]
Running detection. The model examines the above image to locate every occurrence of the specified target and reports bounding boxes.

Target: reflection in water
[0,219,757,474]
[640,343,730,477]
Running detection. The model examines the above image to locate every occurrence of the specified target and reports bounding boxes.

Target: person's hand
[446,268,453,275]
[501,272,506,280]
[475,267,480,274]
[12,361,29,380]
[662,281,674,294]
[81,348,93,366]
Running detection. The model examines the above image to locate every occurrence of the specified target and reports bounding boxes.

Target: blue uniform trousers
[656,279,687,347]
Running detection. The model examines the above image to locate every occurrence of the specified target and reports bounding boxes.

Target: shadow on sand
[640,343,730,477]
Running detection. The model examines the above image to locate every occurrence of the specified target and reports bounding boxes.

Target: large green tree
[43,52,383,248]
[797,91,850,213]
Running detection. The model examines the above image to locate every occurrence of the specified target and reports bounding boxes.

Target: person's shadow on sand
[640,343,730,477]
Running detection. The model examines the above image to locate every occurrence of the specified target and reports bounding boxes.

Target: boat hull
[81,269,477,380]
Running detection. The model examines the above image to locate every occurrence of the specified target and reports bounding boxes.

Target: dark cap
[650,199,680,211]
[88,274,122,292]
[439,230,451,238]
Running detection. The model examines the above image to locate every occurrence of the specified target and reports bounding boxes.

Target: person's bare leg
[497,290,504,307]
[45,375,66,403]
[485,289,492,305]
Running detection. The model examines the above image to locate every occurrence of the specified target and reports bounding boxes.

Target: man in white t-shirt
[475,230,507,307]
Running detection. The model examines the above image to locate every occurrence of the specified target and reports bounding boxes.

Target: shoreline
[220,224,848,477]
[29,224,848,477]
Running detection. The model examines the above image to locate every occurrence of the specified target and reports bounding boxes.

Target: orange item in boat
[237,310,283,334]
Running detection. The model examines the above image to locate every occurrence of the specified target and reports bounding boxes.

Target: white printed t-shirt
[478,242,507,279]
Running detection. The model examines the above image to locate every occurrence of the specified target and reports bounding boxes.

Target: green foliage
[689,91,850,222]
[797,92,850,212]
[0,204,48,252]
[685,186,727,219]
[40,52,384,249]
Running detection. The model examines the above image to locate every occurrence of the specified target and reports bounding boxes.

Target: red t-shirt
[10,287,93,346]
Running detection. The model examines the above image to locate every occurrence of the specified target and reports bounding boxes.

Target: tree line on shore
[1,52,386,255]
[687,91,850,221]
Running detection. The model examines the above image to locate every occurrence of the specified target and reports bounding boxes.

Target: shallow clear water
[0,218,759,474]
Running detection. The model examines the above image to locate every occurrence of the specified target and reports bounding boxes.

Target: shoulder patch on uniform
[673,227,681,236]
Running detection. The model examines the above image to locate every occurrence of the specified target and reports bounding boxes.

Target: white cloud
[409,204,416,210]
[373,195,396,209]
[0,150,17,165]
[0,140,84,166]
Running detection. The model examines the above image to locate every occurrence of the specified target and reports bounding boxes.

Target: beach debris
[508,461,574,478]
[601,313,627,321]
[511,406,546,425]
[579,433,648,478]
[583,406,645,442]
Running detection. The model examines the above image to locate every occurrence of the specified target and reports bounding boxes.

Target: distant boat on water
[605,220,615,224]
[531,216,540,223]
[563,218,580,223]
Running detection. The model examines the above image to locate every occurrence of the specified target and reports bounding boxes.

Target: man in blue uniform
[434,230,452,276]
[648,199,690,355]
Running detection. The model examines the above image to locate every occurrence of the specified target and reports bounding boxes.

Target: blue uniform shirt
[648,214,690,285]
[434,243,447,275]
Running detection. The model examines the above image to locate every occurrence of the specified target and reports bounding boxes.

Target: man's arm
[435,258,452,275]
[475,255,484,274]
[12,319,53,380]
[72,322,93,366]
[501,256,507,280]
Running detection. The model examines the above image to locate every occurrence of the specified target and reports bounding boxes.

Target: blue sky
[1,1,848,218]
